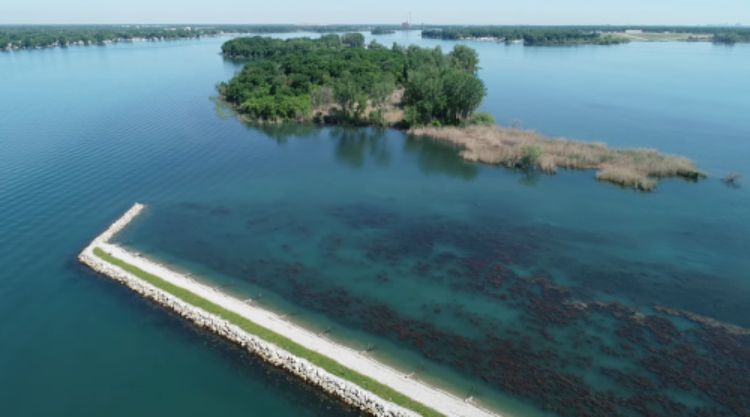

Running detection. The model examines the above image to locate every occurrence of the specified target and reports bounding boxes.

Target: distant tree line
[219,35,487,126]
[422,27,630,45]
[629,25,750,43]
[711,30,750,44]
[4,24,750,51]
[0,25,225,50]
[421,25,750,45]
[217,25,404,34]
[0,25,407,51]
[371,28,396,35]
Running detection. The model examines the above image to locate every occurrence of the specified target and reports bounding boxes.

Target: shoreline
[79,203,502,417]
[222,98,706,192]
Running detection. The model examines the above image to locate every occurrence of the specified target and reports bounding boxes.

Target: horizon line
[0,22,745,27]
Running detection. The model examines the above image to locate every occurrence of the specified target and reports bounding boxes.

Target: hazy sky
[1,0,748,25]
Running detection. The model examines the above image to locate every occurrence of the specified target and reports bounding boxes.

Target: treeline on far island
[0,24,402,51]
[422,27,629,45]
[219,34,705,191]
[421,25,750,45]
[0,25,225,50]
[4,24,750,51]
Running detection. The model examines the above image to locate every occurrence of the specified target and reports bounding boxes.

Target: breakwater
[78,203,501,417]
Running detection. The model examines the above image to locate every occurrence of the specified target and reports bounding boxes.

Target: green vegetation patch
[92,247,444,417]
[4,24,749,52]
[421,27,629,45]
[219,35,486,126]
[371,28,396,35]
[0,25,221,50]
[419,25,750,45]
[0,25,401,51]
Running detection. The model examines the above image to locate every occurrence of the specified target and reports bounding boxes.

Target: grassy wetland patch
[410,125,704,191]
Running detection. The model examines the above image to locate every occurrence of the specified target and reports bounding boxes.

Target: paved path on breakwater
[79,203,502,417]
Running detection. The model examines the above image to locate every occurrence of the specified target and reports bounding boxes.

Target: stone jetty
[79,203,502,417]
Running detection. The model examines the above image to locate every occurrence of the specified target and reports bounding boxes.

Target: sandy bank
[79,204,501,417]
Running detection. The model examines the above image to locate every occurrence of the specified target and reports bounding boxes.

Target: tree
[403,68,446,125]
[442,68,486,123]
[319,34,342,48]
[341,33,365,48]
[405,45,445,73]
[370,75,396,110]
[334,76,365,120]
[368,75,396,125]
[403,67,485,125]
[311,86,335,109]
[368,39,386,50]
[449,45,479,73]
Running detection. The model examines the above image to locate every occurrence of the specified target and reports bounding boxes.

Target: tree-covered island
[422,27,630,45]
[420,26,750,45]
[371,27,396,35]
[219,34,487,126]
[219,34,704,191]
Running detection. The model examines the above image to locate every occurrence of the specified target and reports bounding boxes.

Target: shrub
[521,145,542,167]
[468,112,495,126]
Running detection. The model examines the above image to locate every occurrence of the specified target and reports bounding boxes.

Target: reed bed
[410,125,704,191]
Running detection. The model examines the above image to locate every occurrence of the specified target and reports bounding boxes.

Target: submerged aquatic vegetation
[129,201,750,417]
[409,125,704,191]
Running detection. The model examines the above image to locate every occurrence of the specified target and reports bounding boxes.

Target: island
[220,34,486,126]
[422,26,750,46]
[420,26,750,45]
[219,34,704,191]
[421,27,630,45]
[372,27,397,35]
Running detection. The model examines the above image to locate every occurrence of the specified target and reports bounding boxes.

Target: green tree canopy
[449,45,480,73]
[341,33,365,48]
[219,35,486,126]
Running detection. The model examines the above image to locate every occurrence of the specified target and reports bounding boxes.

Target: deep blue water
[1,33,749,417]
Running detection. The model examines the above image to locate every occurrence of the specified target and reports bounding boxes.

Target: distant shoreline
[420,26,750,45]
[4,24,749,53]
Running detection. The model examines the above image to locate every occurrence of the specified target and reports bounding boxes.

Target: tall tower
[402,12,412,30]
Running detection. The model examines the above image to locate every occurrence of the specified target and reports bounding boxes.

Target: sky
[0,0,748,26]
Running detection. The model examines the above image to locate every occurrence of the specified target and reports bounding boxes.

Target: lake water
[1,33,748,417]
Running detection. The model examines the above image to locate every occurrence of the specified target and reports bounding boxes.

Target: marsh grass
[410,125,704,191]
[93,248,444,417]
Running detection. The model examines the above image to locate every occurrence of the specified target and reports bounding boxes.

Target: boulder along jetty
[79,203,501,417]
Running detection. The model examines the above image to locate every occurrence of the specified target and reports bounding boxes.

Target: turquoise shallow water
[1,33,749,417]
